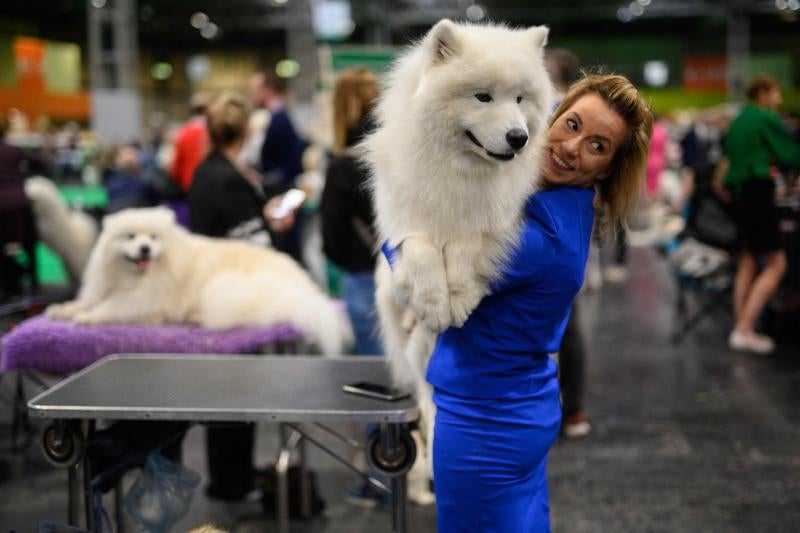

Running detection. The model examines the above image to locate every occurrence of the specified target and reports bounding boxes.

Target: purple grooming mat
[1,316,303,374]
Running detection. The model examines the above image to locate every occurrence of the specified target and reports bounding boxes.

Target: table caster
[366,427,416,477]
[41,422,84,469]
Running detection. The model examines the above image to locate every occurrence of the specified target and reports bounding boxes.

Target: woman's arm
[763,113,800,169]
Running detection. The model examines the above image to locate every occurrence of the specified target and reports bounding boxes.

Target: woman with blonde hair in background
[322,68,382,356]
[320,67,387,506]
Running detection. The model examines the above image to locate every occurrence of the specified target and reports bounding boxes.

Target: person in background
[321,67,382,356]
[170,92,211,194]
[545,48,591,438]
[105,145,159,213]
[250,70,308,263]
[188,92,296,500]
[0,113,49,298]
[724,75,800,354]
[428,74,653,532]
[645,114,669,202]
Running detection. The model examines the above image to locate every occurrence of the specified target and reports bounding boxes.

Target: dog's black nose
[506,129,528,151]
[139,244,151,257]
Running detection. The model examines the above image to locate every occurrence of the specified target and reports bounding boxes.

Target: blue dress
[426,185,595,533]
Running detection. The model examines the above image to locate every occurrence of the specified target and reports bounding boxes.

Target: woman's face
[543,93,628,188]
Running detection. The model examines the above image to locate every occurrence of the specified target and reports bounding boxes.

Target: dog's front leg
[46,300,91,320]
[443,237,489,327]
[392,236,450,332]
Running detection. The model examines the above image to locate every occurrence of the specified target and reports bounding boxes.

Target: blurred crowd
[2,61,800,447]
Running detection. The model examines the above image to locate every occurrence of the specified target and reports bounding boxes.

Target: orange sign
[683,56,727,92]
[13,37,45,92]
[0,36,89,123]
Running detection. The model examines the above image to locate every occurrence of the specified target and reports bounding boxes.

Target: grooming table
[1,316,304,374]
[29,354,419,533]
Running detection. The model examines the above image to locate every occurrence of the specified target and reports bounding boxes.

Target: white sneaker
[728,330,775,354]
[604,265,629,283]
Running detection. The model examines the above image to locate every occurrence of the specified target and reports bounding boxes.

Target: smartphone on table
[342,382,411,401]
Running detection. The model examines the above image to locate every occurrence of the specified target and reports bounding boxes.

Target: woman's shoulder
[526,186,594,222]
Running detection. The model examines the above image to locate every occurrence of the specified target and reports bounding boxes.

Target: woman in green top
[723,75,800,354]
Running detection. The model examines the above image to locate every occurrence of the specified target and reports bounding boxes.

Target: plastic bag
[123,452,200,533]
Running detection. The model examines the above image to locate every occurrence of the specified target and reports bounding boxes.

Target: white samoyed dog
[361,20,553,503]
[46,207,353,356]
[25,177,98,282]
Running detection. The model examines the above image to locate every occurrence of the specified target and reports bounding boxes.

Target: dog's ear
[526,25,549,51]
[428,19,461,64]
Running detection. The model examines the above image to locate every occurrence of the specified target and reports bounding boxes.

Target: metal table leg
[299,431,311,519]
[276,424,303,533]
[68,464,79,526]
[82,420,96,531]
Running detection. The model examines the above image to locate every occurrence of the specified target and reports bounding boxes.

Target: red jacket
[171,116,208,192]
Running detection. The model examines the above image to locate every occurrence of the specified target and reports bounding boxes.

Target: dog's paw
[71,311,104,325]
[45,302,78,320]
[409,287,451,332]
[400,308,417,334]
[448,282,485,328]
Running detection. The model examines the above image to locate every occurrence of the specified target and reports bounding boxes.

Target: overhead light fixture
[466,4,486,22]
[629,1,645,16]
[91,0,107,8]
[276,59,300,78]
[191,12,209,29]
[643,61,669,87]
[201,22,219,39]
[617,6,633,22]
[151,62,173,81]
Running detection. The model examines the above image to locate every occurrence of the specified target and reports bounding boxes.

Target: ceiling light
[466,4,486,21]
[191,12,209,29]
[276,59,300,78]
[629,2,645,16]
[617,6,633,22]
[201,23,219,39]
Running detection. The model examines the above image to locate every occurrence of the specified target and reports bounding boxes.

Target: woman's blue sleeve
[490,196,557,293]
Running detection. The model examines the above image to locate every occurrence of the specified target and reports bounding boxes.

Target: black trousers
[559,302,585,416]
[205,423,255,500]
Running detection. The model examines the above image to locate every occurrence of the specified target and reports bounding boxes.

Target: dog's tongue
[136,258,150,269]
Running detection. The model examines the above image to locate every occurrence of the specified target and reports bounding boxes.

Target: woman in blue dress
[427,74,654,532]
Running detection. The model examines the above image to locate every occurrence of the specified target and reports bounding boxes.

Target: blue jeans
[341,271,383,356]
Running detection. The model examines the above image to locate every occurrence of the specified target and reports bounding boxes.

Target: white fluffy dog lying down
[25,176,98,282]
[47,207,353,356]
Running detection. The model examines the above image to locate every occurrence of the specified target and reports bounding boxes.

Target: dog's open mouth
[126,256,152,270]
[465,130,515,162]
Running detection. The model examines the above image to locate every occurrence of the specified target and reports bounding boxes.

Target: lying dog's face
[114,230,164,271]
[99,207,175,273]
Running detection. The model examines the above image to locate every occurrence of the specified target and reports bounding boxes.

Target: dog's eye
[127,233,135,240]
[475,93,492,103]
[150,234,157,240]
[517,96,523,104]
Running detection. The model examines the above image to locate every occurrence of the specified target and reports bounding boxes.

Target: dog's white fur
[361,20,553,503]
[46,207,353,356]
[24,177,98,282]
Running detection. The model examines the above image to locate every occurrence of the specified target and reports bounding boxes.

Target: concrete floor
[1,247,799,532]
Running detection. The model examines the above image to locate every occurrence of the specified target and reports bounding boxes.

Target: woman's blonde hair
[331,67,379,155]
[550,74,653,234]
[206,92,249,149]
